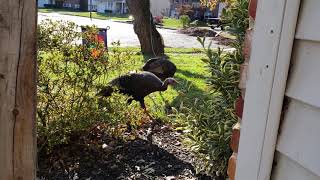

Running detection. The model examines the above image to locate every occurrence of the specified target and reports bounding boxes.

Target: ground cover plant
[169,0,249,178]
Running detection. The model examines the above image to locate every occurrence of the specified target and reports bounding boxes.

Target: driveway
[38,13,223,49]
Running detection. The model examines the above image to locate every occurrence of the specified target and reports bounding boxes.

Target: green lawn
[104,47,210,120]
[38,8,130,21]
[162,18,209,29]
[162,18,183,29]
[38,8,205,29]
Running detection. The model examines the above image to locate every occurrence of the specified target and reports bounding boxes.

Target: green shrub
[221,0,249,46]
[172,0,249,177]
[180,15,191,28]
[171,41,242,177]
[37,20,144,152]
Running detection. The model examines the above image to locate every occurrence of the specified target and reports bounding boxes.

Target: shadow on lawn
[176,68,208,80]
[168,78,211,113]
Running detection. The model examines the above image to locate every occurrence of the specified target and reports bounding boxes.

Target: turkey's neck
[160,82,169,91]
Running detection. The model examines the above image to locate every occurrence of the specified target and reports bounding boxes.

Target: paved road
[38,13,222,49]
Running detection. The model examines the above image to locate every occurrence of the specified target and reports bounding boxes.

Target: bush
[180,15,191,28]
[171,41,242,177]
[177,4,194,17]
[172,0,249,178]
[153,16,164,25]
[221,0,249,43]
[37,20,144,152]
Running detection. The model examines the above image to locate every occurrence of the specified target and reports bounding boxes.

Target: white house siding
[150,0,171,17]
[235,0,320,179]
[271,0,320,179]
[38,0,48,7]
[96,1,107,13]
[88,0,98,11]
[96,0,127,14]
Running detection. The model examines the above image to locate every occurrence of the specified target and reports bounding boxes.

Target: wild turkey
[142,57,177,81]
[98,71,178,112]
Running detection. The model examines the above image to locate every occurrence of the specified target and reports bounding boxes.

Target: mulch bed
[211,36,236,47]
[178,27,236,47]
[37,123,216,180]
[178,28,217,37]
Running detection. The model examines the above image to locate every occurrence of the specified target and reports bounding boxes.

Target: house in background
[150,0,171,17]
[169,0,201,18]
[62,0,88,11]
[87,0,98,11]
[93,0,128,14]
[166,0,224,19]
[62,0,80,9]
[38,0,55,8]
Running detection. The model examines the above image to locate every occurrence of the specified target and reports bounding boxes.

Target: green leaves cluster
[221,0,249,44]
[180,15,191,28]
[37,20,143,152]
[171,0,248,177]
[176,38,242,177]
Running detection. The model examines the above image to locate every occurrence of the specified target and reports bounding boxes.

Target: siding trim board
[235,0,301,179]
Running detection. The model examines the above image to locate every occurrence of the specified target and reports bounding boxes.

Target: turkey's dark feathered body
[142,58,176,81]
[99,71,167,108]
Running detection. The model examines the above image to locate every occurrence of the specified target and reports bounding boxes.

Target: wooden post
[0,1,37,179]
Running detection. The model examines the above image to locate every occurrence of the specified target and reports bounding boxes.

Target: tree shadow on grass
[176,68,208,80]
[166,76,212,114]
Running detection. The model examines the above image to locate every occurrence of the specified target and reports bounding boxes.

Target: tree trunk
[126,0,164,57]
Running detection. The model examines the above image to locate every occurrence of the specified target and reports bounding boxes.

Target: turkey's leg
[140,100,154,143]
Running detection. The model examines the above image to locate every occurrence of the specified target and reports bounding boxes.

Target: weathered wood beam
[0,1,37,179]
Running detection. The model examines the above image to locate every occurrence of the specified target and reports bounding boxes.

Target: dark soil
[178,27,236,47]
[37,123,215,180]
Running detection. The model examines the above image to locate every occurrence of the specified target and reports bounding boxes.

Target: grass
[162,18,183,29]
[38,8,129,21]
[38,8,210,29]
[162,18,209,29]
[109,47,204,54]
[103,47,210,121]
